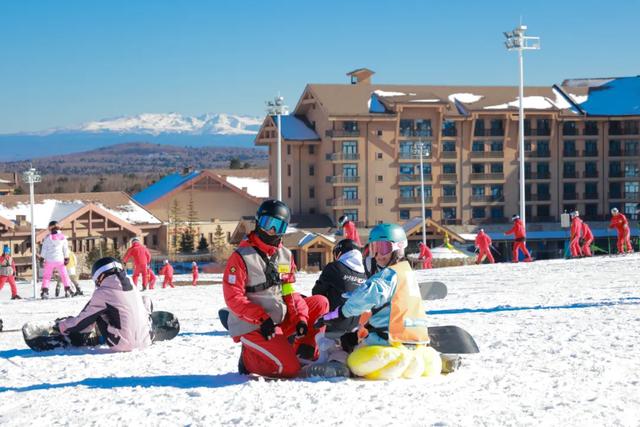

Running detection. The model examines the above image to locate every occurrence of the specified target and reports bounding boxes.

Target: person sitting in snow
[312,239,366,363]
[222,199,328,378]
[315,223,442,380]
[56,257,153,352]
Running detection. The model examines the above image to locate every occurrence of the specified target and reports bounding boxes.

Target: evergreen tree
[168,199,183,255]
[180,230,195,253]
[197,234,209,253]
[212,225,232,261]
[229,158,242,169]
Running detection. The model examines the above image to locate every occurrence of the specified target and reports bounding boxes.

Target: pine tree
[197,234,209,253]
[180,230,195,253]
[168,199,184,255]
[212,225,232,261]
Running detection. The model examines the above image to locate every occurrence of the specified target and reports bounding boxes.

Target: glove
[295,321,308,338]
[340,331,359,353]
[259,318,276,341]
[313,306,345,329]
[64,258,69,266]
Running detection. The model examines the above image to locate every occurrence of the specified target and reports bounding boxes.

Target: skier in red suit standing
[474,229,495,264]
[338,215,362,246]
[609,208,633,254]
[581,220,594,257]
[123,237,151,290]
[418,241,433,269]
[505,215,533,263]
[569,211,584,258]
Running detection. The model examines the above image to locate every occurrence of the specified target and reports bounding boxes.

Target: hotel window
[442,141,456,152]
[490,119,504,136]
[624,181,639,195]
[563,162,576,178]
[443,207,457,219]
[309,186,315,199]
[490,163,503,174]
[421,185,433,197]
[376,152,383,160]
[474,120,485,136]
[537,183,549,197]
[377,197,384,205]
[420,163,432,175]
[490,141,503,152]
[287,144,291,155]
[537,205,550,217]
[490,206,504,219]
[563,140,576,156]
[472,185,485,196]
[491,185,504,197]
[343,210,358,221]
[624,140,639,155]
[400,119,414,136]
[343,164,357,177]
[400,209,410,220]
[443,163,456,174]
[442,120,457,137]
[585,140,598,155]
[563,121,578,136]
[343,187,358,200]
[287,164,291,176]
[472,207,486,218]
[443,185,456,197]
[342,141,357,154]
[400,186,415,198]
[584,204,598,217]
[415,119,432,136]
[585,182,598,196]
[377,130,383,136]
[400,165,414,176]
[376,175,383,182]
[424,208,432,218]
[309,165,315,176]
[287,186,291,198]
[472,164,485,174]
[343,121,358,131]
[308,145,315,155]
[472,141,484,152]
[585,162,597,177]
[584,121,598,135]
[624,162,639,177]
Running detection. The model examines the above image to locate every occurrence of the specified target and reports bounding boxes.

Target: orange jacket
[475,231,492,248]
[505,219,526,240]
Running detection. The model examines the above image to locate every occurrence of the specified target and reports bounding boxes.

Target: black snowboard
[22,311,180,352]
[217,307,478,354]
[419,281,447,300]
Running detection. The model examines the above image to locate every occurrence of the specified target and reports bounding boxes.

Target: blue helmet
[369,223,407,244]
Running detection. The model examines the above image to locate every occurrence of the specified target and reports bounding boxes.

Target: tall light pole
[413,141,431,245]
[504,24,540,226]
[266,95,288,200]
[22,166,41,299]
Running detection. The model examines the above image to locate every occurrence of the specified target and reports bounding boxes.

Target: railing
[442,129,457,137]
[470,150,504,158]
[608,126,640,136]
[529,193,551,201]
[473,128,505,137]
[583,192,599,200]
[526,150,551,158]
[563,170,578,179]
[609,171,624,178]
[325,175,360,184]
[326,198,361,207]
[623,192,640,200]
[440,173,458,181]
[398,196,433,205]
[582,150,599,157]
[439,196,458,204]
[325,129,361,138]
[398,174,432,182]
[441,218,462,225]
[608,149,640,157]
[470,195,505,203]
[562,128,579,136]
[325,152,360,161]
[583,170,599,178]
[563,193,579,200]
[525,171,551,179]
[399,152,433,160]
[470,173,505,181]
[584,127,599,136]
[399,129,433,137]
[562,150,579,157]
[608,192,623,199]
[525,129,551,136]
[440,151,457,159]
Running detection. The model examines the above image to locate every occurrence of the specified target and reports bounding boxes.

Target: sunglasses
[369,240,403,256]
[257,215,288,235]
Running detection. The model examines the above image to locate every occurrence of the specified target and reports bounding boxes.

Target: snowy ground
[1,255,640,426]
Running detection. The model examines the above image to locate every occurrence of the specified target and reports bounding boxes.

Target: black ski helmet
[338,215,349,226]
[256,199,291,223]
[333,238,360,259]
[91,256,124,283]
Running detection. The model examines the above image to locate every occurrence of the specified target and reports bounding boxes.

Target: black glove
[295,321,308,338]
[259,318,276,341]
[313,306,345,329]
[64,258,69,266]
[340,331,359,353]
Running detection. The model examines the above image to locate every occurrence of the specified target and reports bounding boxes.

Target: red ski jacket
[582,222,594,241]
[342,221,362,246]
[570,217,583,240]
[475,231,492,248]
[609,214,629,235]
[123,242,151,268]
[222,232,308,329]
[160,263,174,278]
[505,219,526,240]
[418,242,432,260]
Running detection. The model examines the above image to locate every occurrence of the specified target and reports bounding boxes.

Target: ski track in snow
[1,255,640,426]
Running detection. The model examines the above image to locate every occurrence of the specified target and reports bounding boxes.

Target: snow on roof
[373,90,408,97]
[225,176,269,198]
[448,93,483,104]
[484,96,557,110]
[101,201,161,225]
[0,179,11,184]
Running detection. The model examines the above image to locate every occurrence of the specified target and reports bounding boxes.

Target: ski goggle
[257,215,288,235]
[369,240,405,256]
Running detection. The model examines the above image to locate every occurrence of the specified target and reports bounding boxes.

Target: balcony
[399,196,433,205]
[529,193,551,201]
[399,152,433,160]
[609,170,624,178]
[526,150,551,158]
[608,192,623,199]
[582,150,599,157]
[563,170,578,179]
[608,125,640,136]
[441,218,462,225]
[525,129,551,136]
[563,193,579,201]
[583,192,599,200]
[470,173,505,181]
[325,152,360,161]
[525,171,551,179]
[470,150,504,159]
[325,175,360,184]
[583,170,599,178]
[440,173,458,182]
[442,129,457,138]
[440,151,457,159]
[398,174,432,182]
[473,128,505,137]
[623,192,640,200]
[325,129,361,138]
[439,196,458,204]
[562,150,579,158]
[326,198,361,207]
[399,129,433,138]
[608,148,640,157]
[470,195,505,203]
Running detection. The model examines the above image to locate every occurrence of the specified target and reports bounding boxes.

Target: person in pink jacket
[39,221,72,299]
[160,260,175,288]
[191,261,198,286]
[569,211,584,258]
[57,257,153,352]
[505,215,533,263]
[581,221,594,257]
[418,241,433,269]
[475,229,495,264]
[609,208,633,254]
[123,237,151,290]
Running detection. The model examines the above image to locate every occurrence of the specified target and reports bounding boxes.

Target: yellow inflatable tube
[347,344,442,380]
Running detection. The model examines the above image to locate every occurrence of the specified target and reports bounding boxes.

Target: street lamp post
[22,167,41,299]
[266,95,289,200]
[413,141,431,245]
[504,24,540,226]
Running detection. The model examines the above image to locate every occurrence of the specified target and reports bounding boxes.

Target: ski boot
[64,287,73,298]
[73,287,83,297]
[238,350,249,375]
[41,288,49,299]
[11,294,21,300]
[55,283,61,297]
[299,361,351,378]
[440,354,462,374]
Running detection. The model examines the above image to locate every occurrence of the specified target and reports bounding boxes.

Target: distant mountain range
[0,113,264,161]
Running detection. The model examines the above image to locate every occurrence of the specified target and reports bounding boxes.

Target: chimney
[15,215,26,226]
[346,68,375,85]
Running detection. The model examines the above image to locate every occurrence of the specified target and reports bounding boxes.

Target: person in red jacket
[223,200,329,378]
[146,267,156,290]
[122,237,151,290]
[160,260,175,288]
[338,215,362,246]
[418,241,433,269]
[569,211,584,258]
[609,208,633,254]
[475,229,495,264]
[581,220,594,257]
[191,261,198,286]
[505,215,533,262]
[0,245,21,300]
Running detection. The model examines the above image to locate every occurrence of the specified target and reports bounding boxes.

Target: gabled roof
[269,115,320,141]
[133,170,262,207]
[403,217,466,243]
[0,215,13,230]
[556,76,640,116]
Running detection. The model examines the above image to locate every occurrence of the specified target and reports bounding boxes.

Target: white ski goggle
[92,261,124,282]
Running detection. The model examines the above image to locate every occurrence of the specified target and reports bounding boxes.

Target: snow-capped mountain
[30,113,263,136]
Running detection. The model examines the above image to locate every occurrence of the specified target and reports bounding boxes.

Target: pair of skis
[218,281,479,354]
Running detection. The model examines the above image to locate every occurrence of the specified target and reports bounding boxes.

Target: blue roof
[133,171,201,205]
[271,115,320,141]
[572,76,640,116]
[369,94,388,113]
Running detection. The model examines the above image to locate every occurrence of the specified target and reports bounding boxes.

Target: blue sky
[0,0,639,133]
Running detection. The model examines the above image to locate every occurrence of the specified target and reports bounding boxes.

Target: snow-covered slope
[1,256,639,425]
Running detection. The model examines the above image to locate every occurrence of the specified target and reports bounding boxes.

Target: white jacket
[40,232,69,263]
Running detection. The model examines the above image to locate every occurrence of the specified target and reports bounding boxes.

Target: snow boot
[238,350,249,375]
[55,283,61,297]
[73,287,83,297]
[440,354,462,374]
[11,294,21,300]
[41,288,49,299]
[64,287,73,298]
